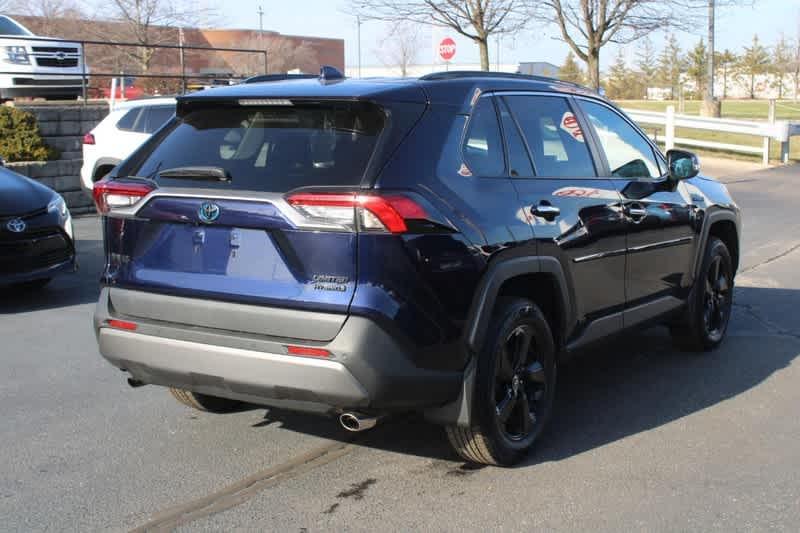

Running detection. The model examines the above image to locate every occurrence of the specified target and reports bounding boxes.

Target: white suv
[0,15,85,101]
[81,97,176,194]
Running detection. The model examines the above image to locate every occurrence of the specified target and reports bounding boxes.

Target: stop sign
[438,37,456,62]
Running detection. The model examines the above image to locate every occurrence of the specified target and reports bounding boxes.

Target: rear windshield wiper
[157,166,231,182]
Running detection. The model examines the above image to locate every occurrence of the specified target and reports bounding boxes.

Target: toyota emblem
[6,218,26,233]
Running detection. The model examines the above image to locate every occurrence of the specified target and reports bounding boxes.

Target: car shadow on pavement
[0,238,104,314]
[256,286,800,467]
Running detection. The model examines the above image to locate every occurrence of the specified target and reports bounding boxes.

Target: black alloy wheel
[703,253,732,343]
[671,236,734,351]
[493,324,548,441]
[446,298,556,466]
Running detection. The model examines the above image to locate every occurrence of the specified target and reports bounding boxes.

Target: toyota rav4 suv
[93,70,740,466]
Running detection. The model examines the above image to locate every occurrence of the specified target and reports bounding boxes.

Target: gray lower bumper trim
[99,328,369,407]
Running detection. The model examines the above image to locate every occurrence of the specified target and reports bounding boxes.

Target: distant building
[517,61,560,78]
[646,87,673,101]
[11,15,344,77]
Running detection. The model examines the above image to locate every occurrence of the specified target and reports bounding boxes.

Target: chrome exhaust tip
[339,412,381,432]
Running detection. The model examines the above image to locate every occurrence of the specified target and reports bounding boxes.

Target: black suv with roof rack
[93,68,740,466]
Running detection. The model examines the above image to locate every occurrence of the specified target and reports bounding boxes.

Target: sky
[223,0,799,71]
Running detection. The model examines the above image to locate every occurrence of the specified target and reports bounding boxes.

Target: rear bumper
[99,328,370,408]
[94,288,462,413]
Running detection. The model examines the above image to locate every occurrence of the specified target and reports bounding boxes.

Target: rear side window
[143,105,175,133]
[116,108,142,131]
[462,98,505,177]
[132,102,385,192]
[497,99,534,177]
[504,95,596,178]
[578,100,661,178]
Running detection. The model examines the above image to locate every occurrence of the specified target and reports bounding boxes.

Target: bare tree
[375,22,421,76]
[349,0,530,71]
[537,1,682,90]
[224,35,319,76]
[97,0,216,73]
[10,0,85,35]
[13,0,83,18]
[794,35,800,102]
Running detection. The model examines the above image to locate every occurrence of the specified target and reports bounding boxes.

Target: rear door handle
[531,203,560,220]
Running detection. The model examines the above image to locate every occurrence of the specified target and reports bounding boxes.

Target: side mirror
[666,149,699,181]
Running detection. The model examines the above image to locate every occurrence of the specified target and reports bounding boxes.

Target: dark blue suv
[93,70,740,465]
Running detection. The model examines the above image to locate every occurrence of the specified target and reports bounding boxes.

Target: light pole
[257,5,265,49]
[702,0,721,117]
[357,14,362,78]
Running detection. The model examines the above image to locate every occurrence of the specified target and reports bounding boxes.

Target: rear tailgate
[101,96,425,339]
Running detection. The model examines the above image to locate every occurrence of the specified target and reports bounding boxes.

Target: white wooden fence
[622,104,799,165]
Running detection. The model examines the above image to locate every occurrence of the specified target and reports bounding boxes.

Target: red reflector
[107,319,137,331]
[82,132,95,145]
[93,179,154,214]
[286,345,330,358]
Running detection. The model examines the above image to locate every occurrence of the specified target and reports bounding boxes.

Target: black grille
[32,46,79,54]
[35,57,79,68]
[12,78,82,86]
[0,230,72,274]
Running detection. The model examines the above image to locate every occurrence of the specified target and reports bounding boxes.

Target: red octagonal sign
[439,37,456,62]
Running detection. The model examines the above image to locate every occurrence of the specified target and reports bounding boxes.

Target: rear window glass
[116,107,144,132]
[132,102,385,192]
[144,105,175,133]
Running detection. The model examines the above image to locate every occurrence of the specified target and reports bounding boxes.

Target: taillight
[82,133,95,145]
[93,179,154,214]
[286,192,428,234]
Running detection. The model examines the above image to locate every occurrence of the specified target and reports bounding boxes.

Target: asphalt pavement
[2,160,799,532]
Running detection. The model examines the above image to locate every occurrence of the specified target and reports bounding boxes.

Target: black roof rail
[419,70,588,91]
[243,73,318,84]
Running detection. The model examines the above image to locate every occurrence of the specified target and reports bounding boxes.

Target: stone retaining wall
[11,104,109,214]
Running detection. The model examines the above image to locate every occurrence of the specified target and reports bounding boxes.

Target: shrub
[0,107,59,162]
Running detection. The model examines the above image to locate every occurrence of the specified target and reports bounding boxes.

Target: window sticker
[560,112,585,143]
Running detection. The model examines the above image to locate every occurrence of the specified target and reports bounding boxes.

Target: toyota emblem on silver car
[198,202,220,223]
[6,218,26,233]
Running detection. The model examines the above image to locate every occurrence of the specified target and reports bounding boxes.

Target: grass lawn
[616,99,800,121]
[615,99,800,162]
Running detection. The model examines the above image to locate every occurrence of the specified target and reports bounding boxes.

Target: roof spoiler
[243,66,345,85]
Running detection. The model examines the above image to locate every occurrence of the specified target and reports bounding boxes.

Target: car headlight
[4,46,29,65]
[48,195,68,218]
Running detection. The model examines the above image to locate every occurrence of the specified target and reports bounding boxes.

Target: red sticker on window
[560,112,584,143]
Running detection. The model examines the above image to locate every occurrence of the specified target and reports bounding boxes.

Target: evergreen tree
[605,49,642,99]
[559,51,584,84]
[738,35,771,99]
[656,34,684,99]
[686,38,708,98]
[606,48,629,100]
[714,49,737,99]
[772,34,792,99]
[636,37,657,82]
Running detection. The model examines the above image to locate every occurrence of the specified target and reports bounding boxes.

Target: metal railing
[624,103,800,165]
[0,34,268,102]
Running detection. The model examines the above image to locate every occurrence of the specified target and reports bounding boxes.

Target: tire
[169,388,244,413]
[671,237,734,351]
[446,298,557,466]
